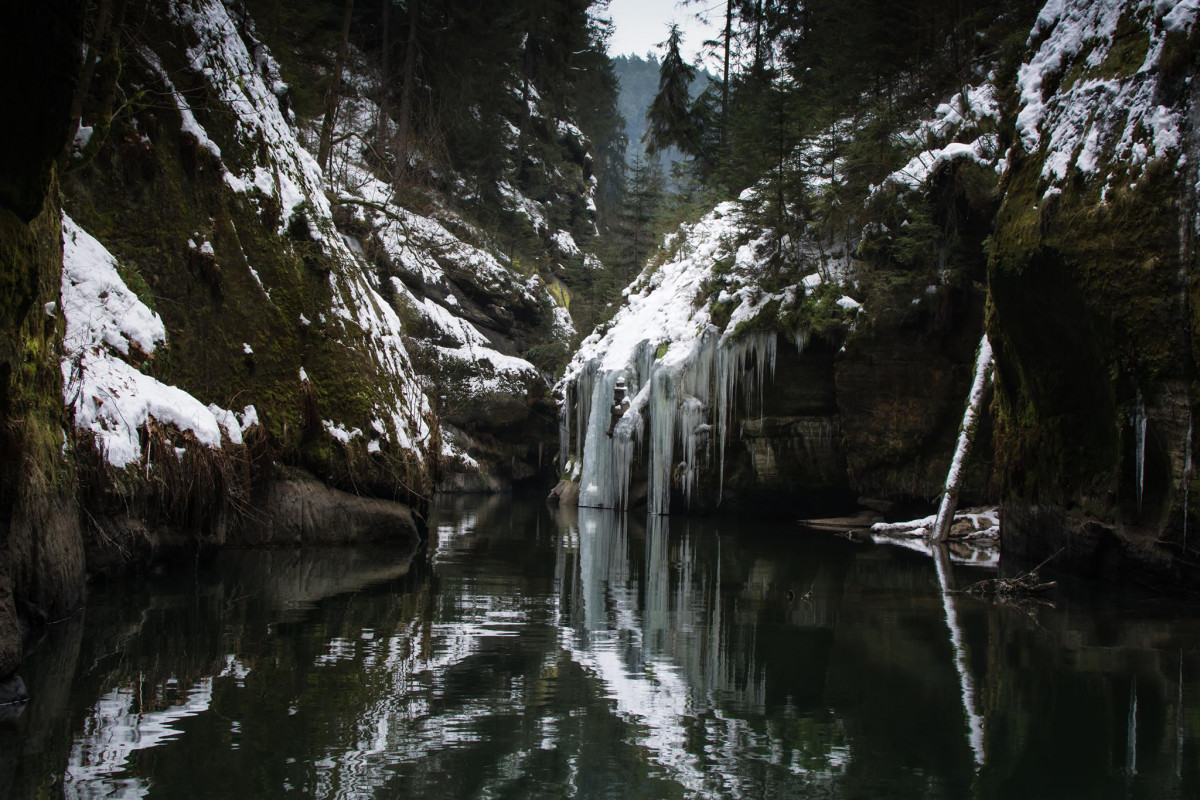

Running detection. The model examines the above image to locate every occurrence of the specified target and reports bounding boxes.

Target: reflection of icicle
[1178,652,1184,782]
[1185,411,1193,550]
[1127,679,1139,778]
[645,514,670,632]
[1134,390,1147,514]
[932,545,986,767]
[66,678,215,798]
[933,335,993,542]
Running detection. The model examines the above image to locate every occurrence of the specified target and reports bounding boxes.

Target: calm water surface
[4,495,1200,799]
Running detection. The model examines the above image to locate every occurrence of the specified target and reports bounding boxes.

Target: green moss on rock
[989,137,1186,509]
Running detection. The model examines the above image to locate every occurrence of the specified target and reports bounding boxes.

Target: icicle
[1178,651,1185,782]
[558,387,571,471]
[575,361,596,472]
[716,331,779,504]
[611,411,638,511]
[648,369,677,515]
[793,329,810,355]
[578,371,617,508]
[577,370,642,510]
[677,395,706,508]
[933,335,994,542]
[1134,389,1147,515]
[574,329,779,515]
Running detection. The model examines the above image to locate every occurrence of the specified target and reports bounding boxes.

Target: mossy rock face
[829,157,999,505]
[63,2,432,510]
[0,1,87,678]
[988,148,1189,515]
[0,194,84,678]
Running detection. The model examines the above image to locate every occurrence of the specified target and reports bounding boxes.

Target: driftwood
[960,547,1063,601]
[932,335,994,542]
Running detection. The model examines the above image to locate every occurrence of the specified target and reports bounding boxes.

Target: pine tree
[644,23,697,158]
[613,151,664,284]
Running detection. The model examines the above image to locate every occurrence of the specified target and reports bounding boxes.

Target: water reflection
[2,496,1200,799]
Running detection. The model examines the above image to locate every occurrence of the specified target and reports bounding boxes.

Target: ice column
[1185,410,1193,550]
[1134,389,1147,514]
[574,329,779,514]
[559,387,571,471]
[716,332,778,501]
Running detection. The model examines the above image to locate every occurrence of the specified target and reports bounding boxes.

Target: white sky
[603,0,715,63]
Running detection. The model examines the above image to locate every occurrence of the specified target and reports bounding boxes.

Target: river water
[3,495,1200,799]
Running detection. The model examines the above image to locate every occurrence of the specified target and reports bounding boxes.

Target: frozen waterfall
[573,330,780,514]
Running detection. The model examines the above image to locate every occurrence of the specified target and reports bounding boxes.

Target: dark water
[4,496,1200,799]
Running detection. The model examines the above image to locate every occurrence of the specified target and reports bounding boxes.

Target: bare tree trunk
[394,0,420,178]
[318,0,355,175]
[61,0,128,172]
[60,0,113,169]
[752,0,763,71]
[376,0,389,148]
[932,334,994,542]
[720,0,732,152]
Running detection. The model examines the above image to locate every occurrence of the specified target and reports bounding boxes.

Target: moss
[709,296,734,331]
[1159,24,1200,85]
[729,297,783,340]
[778,285,853,345]
[61,16,433,510]
[544,277,571,310]
[1,186,76,506]
[988,134,1185,505]
[1097,10,1152,81]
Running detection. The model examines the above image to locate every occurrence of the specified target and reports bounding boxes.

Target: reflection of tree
[933,543,986,767]
[27,498,1200,799]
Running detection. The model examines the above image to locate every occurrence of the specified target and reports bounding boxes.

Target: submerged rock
[547,479,580,507]
[250,470,419,546]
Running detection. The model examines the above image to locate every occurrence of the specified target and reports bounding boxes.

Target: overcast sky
[604,0,715,62]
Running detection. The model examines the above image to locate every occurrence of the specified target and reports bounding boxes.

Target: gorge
[1,0,1199,793]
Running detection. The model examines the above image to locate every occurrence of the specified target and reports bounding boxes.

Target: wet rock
[547,479,579,507]
[0,674,28,712]
[250,470,419,546]
[858,497,895,514]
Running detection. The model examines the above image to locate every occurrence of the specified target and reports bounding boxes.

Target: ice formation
[1134,389,1148,514]
[561,198,788,514]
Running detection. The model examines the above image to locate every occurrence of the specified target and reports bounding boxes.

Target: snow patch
[61,215,242,467]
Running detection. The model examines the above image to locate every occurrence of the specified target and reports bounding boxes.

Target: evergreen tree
[613,151,664,284]
[644,23,698,158]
